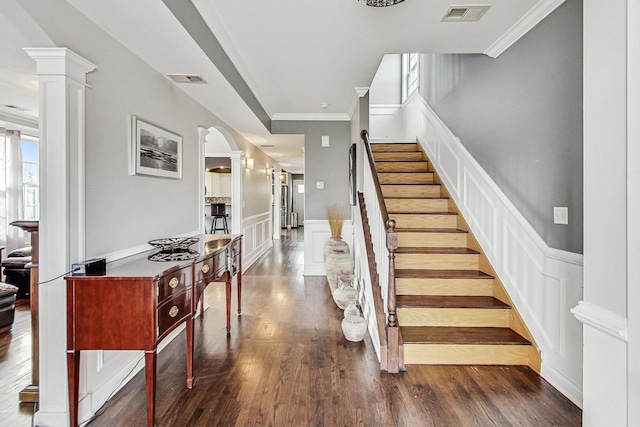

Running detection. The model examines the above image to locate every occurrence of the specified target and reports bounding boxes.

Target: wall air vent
[442,5,491,22]
[166,74,206,84]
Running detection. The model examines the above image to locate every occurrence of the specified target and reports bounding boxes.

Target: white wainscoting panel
[437,138,461,197]
[303,220,353,276]
[369,104,402,142]
[464,170,497,256]
[396,94,584,407]
[242,211,273,270]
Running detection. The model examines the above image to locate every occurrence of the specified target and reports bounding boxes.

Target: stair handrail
[361,130,390,222]
[360,130,402,373]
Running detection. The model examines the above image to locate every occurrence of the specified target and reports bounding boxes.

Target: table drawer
[157,289,191,338]
[158,264,192,304]
[194,250,227,282]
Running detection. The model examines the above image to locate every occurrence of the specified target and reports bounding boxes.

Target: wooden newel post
[386,219,398,327]
[386,219,403,373]
[10,220,39,402]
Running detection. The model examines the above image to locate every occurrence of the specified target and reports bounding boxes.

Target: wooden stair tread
[371,144,418,151]
[396,247,479,255]
[382,183,439,185]
[384,196,448,200]
[401,326,530,345]
[371,150,421,153]
[375,160,428,163]
[396,295,509,309]
[395,228,467,233]
[395,269,494,279]
[389,211,456,215]
[377,171,431,174]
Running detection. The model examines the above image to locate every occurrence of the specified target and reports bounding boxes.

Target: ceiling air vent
[166,74,206,84]
[1,104,29,111]
[442,5,490,22]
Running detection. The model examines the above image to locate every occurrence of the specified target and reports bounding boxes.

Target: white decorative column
[627,0,640,424]
[198,127,209,234]
[230,150,243,235]
[25,48,96,427]
[575,2,629,426]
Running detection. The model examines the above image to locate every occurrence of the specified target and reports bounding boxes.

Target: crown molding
[484,0,566,58]
[271,112,351,122]
[0,110,39,133]
[191,0,275,119]
[354,87,369,97]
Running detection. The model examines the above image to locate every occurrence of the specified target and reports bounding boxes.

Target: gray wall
[20,0,274,255]
[272,121,351,220]
[421,0,583,253]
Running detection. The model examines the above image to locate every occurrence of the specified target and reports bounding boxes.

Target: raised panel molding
[401,94,584,408]
[304,220,353,276]
[436,135,461,197]
[242,212,273,269]
[463,169,496,253]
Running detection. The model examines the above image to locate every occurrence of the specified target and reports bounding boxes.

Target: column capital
[229,150,244,160]
[24,48,96,83]
[198,127,210,145]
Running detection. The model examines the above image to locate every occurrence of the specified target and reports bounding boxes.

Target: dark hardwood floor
[0,229,582,426]
[0,298,37,426]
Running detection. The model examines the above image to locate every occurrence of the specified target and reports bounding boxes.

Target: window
[21,137,39,220]
[402,53,420,102]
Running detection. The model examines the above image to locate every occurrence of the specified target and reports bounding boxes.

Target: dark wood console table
[65,234,242,427]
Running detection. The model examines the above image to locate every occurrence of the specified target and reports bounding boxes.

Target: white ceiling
[0,0,560,173]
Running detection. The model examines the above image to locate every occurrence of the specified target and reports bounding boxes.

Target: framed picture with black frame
[130,116,182,179]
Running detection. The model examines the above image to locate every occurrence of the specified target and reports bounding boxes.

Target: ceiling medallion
[358,0,405,6]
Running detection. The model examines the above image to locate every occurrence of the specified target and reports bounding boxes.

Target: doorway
[292,176,304,228]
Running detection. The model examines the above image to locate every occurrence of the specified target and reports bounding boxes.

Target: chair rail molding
[571,301,628,342]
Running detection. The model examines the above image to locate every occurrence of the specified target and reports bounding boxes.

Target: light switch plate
[321,135,330,147]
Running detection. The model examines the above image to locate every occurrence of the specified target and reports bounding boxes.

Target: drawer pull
[169,306,179,318]
[201,264,210,274]
[169,277,179,289]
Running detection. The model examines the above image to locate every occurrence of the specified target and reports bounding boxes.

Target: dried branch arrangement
[327,204,348,239]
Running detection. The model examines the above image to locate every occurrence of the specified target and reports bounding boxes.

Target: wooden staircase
[371,142,541,369]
